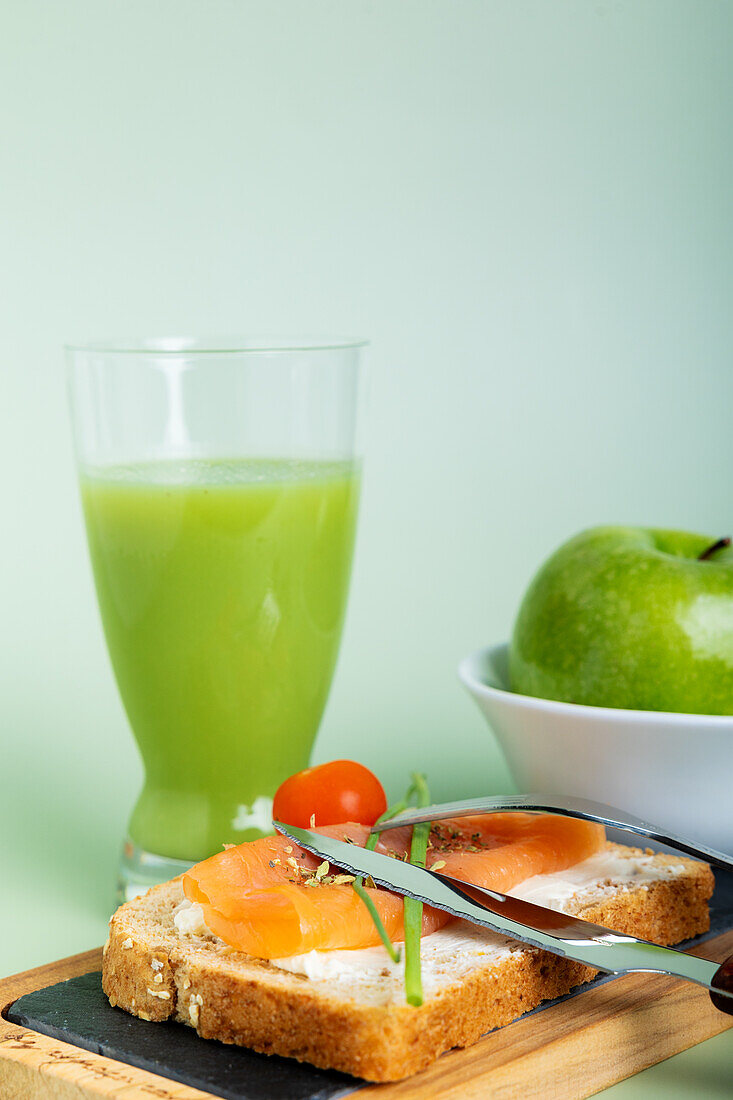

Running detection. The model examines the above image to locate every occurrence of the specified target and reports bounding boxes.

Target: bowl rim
[459,642,733,727]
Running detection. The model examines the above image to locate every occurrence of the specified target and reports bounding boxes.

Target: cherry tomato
[272,759,388,828]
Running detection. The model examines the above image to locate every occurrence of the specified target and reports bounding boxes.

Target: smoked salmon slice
[370,813,606,893]
[182,833,448,959]
[182,813,605,959]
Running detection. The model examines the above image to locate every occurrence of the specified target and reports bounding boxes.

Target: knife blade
[274,821,733,1012]
[368,793,733,874]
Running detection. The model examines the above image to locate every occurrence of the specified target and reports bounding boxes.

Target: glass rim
[64,335,369,356]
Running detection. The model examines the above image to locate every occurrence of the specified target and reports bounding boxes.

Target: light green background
[2,1,732,1095]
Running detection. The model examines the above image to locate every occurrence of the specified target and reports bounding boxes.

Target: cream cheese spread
[509,848,685,909]
[173,899,210,936]
[272,920,520,998]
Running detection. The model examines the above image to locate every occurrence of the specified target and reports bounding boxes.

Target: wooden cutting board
[2,930,733,1100]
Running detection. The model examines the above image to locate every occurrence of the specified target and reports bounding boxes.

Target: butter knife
[275,822,733,1013]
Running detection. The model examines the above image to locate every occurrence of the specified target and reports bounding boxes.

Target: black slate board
[7,865,733,1100]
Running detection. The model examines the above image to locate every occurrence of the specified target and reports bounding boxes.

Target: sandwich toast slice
[103,841,713,1082]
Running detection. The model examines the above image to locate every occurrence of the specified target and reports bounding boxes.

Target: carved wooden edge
[0,949,217,1099]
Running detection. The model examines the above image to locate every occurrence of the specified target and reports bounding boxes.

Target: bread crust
[102,844,713,1082]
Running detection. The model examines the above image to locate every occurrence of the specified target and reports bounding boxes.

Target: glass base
[117,838,195,904]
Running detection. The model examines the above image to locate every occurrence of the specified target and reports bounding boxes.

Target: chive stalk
[350,777,433,1003]
[352,799,409,963]
[403,772,431,1006]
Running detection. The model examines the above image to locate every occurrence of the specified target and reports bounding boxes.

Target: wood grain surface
[2,933,733,1100]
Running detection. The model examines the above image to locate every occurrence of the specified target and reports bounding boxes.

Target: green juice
[81,458,360,861]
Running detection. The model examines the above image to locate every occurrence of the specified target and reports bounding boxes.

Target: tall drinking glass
[67,338,365,898]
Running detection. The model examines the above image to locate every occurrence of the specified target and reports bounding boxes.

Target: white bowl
[459,643,733,855]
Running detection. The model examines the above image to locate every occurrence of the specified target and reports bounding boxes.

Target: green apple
[509,527,733,714]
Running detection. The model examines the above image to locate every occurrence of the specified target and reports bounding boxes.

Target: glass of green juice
[67,337,365,899]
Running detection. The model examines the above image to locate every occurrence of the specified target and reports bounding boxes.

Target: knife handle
[709,954,733,1014]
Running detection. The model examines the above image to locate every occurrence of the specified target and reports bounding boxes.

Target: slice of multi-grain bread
[102,843,713,1083]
